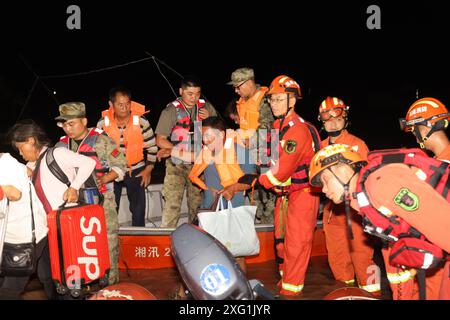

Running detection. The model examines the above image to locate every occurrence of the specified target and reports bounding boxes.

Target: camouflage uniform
[55,103,127,285]
[56,133,125,285]
[157,99,217,228]
[254,97,276,224]
[161,160,203,228]
[227,68,276,224]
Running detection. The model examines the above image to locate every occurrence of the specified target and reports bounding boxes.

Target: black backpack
[38,147,103,205]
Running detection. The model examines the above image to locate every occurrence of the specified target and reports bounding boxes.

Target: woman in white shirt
[0,153,54,299]
[7,120,96,300]
[9,120,96,212]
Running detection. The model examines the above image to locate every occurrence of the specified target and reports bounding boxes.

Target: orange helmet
[267,75,302,98]
[309,144,366,187]
[318,97,349,121]
[400,97,450,132]
[87,282,157,300]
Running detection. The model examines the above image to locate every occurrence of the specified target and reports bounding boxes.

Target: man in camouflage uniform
[227,68,276,224]
[156,76,218,228]
[55,102,127,285]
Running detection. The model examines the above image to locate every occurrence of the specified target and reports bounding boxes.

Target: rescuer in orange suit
[253,75,321,296]
[318,97,380,294]
[309,144,450,300]
[400,97,450,299]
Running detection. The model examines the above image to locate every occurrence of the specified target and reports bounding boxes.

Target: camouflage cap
[55,102,86,121]
[227,67,255,86]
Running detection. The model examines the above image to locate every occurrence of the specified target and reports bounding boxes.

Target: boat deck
[21,255,391,300]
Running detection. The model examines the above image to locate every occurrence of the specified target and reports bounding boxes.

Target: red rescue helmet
[318,97,349,122]
[309,144,366,188]
[267,75,302,98]
[400,97,450,148]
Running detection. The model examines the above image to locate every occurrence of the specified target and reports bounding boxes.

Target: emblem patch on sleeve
[284,140,297,154]
[111,149,120,158]
[394,188,419,211]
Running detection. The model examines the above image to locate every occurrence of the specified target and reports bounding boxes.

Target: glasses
[234,80,248,91]
[319,108,345,121]
[267,97,289,104]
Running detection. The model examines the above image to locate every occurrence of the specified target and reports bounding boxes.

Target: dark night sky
[1,1,449,158]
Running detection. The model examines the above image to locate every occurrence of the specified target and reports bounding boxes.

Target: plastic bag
[198,195,260,257]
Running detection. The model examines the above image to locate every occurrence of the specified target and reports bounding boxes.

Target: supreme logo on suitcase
[48,204,110,298]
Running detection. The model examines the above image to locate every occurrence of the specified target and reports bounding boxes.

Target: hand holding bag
[197,195,260,257]
[0,184,36,277]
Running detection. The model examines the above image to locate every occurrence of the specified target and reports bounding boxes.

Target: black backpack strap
[429,162,449,189]
[279,125,290,141]
[443,173,450,199]
[381,153,406,164]
[306,122,321,153]
[417,269,426,300]
[45,147,71,187]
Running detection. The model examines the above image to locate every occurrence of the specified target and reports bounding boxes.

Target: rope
[147,54,178,99]
[145,52,184,78]
[18,54,60,117]
[16,52,222,122]
[40,57,154,79]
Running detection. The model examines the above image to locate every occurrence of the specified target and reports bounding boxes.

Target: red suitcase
[48,204,110,298]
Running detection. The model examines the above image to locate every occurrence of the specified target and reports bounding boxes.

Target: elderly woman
[8,120,96,212]
[3,120,96,299]
[0,152,53,299]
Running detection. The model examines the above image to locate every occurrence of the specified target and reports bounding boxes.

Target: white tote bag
[198,195,260,257]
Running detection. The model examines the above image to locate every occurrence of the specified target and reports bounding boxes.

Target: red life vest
[277,116,321,193]
[355,148,450,269]
[170,98,206,149]
[57,128,110,194]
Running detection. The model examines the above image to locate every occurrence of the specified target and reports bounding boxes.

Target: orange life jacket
[189,135,245,190]
[101,101,147,169]
[237,87,268,134]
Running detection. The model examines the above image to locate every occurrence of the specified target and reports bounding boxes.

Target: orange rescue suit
[259,112,320,296]
[322,130,380,293]
[351,163,450,300]
[436,145,450,300]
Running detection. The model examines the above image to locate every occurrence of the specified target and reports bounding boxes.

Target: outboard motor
[171,223,254,300]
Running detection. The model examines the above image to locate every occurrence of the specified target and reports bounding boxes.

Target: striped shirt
[97,116,157,171]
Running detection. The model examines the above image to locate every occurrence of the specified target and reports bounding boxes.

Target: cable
[16,76,38,121]
[145,52,184,79]
[144,51,217,111]
[18,54,60,112]
[40,57,154,79]
[147,54,179,99]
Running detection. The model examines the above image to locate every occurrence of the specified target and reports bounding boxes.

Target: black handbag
[0,184,36,277]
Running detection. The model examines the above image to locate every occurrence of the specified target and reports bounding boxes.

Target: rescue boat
[117,184,327,270]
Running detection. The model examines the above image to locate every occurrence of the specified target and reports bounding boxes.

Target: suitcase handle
[58,199,89,209]
[58,191,104,209]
